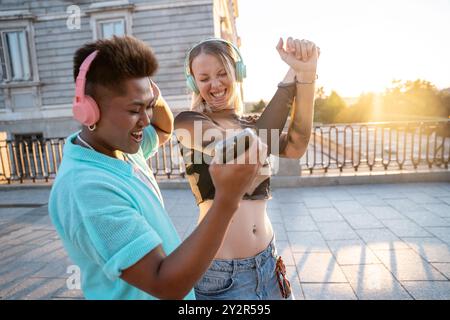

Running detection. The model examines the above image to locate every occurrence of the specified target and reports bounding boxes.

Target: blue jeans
[194,239,295,300]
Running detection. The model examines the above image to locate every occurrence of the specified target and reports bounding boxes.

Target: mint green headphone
[184,38,247,94]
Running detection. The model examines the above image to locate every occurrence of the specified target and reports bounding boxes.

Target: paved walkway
[1,182,450,300]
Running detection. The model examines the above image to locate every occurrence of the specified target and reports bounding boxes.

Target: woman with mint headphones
[174,37,319,300]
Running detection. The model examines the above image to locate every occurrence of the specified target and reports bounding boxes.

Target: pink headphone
[72,50,100,126]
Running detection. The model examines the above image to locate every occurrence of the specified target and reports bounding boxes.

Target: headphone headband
[73,50,100,126]
[74,50,98,102]
[184,38,246,93]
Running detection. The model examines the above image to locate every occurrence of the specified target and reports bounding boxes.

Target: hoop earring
[88,124,97,131]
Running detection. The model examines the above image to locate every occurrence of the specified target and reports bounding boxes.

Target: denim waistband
[208,239,277,273]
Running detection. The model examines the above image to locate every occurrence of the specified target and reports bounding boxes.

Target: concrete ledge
[271,170,450,188]
[1,170,449,190]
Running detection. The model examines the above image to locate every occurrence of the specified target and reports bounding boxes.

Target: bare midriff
[198,199,274,259]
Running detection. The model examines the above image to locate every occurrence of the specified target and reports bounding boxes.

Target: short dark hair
[73,35,158,96]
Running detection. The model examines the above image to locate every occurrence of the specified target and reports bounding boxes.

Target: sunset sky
[236,0,450,102]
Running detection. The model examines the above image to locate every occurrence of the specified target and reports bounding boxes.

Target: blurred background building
[0,0,241,139]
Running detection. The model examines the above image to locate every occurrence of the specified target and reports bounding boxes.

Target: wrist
[213,192,240,214]
[295,71,317,83]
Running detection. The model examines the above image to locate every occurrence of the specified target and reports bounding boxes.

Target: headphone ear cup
[186,75,199,94]
[73,95,100,126]
[235,61,247,82]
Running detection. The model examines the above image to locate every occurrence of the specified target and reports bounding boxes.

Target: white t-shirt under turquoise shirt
[48,125,195,300]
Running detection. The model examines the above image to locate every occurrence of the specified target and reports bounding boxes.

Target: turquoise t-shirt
[48,125,195,300]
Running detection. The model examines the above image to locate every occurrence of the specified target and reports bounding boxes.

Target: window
[2,29,32,81]
[98,19,125,39]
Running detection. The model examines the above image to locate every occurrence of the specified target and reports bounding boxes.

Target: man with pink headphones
[48,36,263,300]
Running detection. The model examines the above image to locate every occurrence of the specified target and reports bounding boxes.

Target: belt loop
[231,259,237,278]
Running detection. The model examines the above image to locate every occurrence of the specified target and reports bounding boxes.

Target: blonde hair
[188,40,243,114]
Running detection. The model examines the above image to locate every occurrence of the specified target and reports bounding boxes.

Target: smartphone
[214,128,258,164]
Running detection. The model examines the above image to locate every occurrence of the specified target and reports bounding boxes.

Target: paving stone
[343,213,385,229]
[272,223,288,241]
[302,283,357,300]
[303,197,332,209]
[332,200,368,215]
[355,194,387,207]
[419,184,450,197]
[279,203,309,216]
[293,252,347,283]
[405,193,444,205]
[422,204,450,218]
[0,261,47,297]
[341,264,412,300]
[323,191,354,201]
[167,204,197,217]
[4,229,55,246]
[170,216,193,238]
[283,215,317,232]
[365,206,405,220]
[326,239,380,265]
[285,266,305,300]
[316,221,360,241]
[267,208,283,223]
[309,208,344,222]
[401,281,450,300]
[287,231,329,253]
[381,219,432,237]
[1,182,449,300]
[356,228,410,251]
[0,207,34,218]
[274,240,295,266]
[385,199,426,213]
[430,263,450,279]
[3,277,68,300]
[0,189,50,206]
[15,240,66,263]
[373,249,447,281]
[31,256,76,279]
[401,237,450,263]
[437,197,450,205]
[401,210,450,227]
[425,227,450,244]
[267,200,281,210]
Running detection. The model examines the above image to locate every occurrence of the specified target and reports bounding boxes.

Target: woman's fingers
[287,37,295,53]
[300,39,308,61]
[307,42,314,59]
[276,37,287,59]
[295,39,302,60]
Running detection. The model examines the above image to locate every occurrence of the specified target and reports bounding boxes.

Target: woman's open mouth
[210,89,227,99]
[131,130,143,143]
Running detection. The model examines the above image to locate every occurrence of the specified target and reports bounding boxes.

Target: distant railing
[1,120,449,184]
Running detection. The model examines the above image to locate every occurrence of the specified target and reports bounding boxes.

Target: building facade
[0,0,240,139]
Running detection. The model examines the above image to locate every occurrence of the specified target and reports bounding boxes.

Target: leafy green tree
[314,90,347,123]
[251,99,266,113]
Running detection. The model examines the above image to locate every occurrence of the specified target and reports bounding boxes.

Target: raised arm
[255,68,296,155]
[149,81,174,147]
[120,139,264,299]
[276,37,319,158]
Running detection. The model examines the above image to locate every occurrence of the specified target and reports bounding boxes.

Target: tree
[314,90,347,123]
[251,99,266,113]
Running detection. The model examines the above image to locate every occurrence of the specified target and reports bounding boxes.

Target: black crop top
[174,84,296,205]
